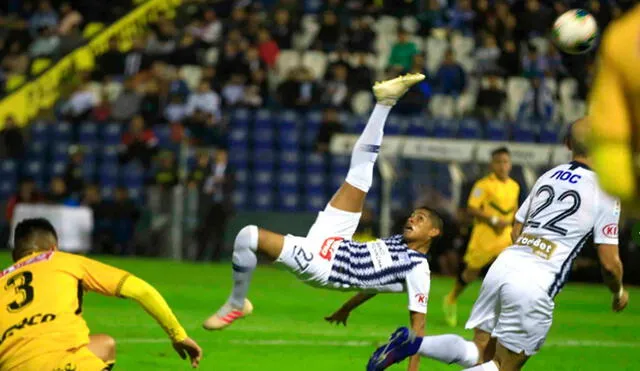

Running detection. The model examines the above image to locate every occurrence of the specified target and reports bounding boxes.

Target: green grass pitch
[2,252,638,370]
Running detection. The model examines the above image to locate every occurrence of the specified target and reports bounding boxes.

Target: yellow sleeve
[588,23,636,201]
[467,180,486,209]
[118,275,188,343]
[68,254,131,297]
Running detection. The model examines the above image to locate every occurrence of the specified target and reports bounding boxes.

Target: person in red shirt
[6,178,44,222]
[120,115,158,169]
[257,28,280,69]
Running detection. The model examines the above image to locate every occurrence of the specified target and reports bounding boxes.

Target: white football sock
[229,225,258,308]
[463,360,499,371]
[418,334,479,367]
[345,104,392,192]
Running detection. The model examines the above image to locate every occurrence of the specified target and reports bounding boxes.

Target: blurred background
[0,0,638,284]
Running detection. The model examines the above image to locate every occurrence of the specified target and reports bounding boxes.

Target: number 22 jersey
[504,161,620,298]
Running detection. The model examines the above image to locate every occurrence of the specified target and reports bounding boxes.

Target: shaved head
[566,117,590,157]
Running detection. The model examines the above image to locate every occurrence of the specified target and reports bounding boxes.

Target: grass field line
[116,337,640,348]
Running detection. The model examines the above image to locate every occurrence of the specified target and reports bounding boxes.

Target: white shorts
[465,257,555,356]
[276,205,361,288]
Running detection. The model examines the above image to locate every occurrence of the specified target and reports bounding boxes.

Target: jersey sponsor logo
[319,237,343,261]
[602,224,618,238]
[515,233,557,260]
[550,170,582,184]
[0,251,53,279]
[414,293,427,306]
[0,312,56,346]
[366,240,393,271]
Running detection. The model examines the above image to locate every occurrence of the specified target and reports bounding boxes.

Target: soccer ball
[551,9,598,54]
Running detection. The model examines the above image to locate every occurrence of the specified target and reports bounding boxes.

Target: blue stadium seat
[0,160,17,184]
[50,142,70,162]
[154,125,172,148]
[30,120,50,142]
[253,185,274,211]
[539,121,562,144]
[82,161,96,180]
[128,187,144,204]
[230,108,252,129]
[99,164,118,187]
[234,168,250,188]
[304,111,322,151]
[458,118,482,139]
[433,119,458,138]
[304,188,328,211]
[278,186,300,212]
[228,148,249,168]
[366,192,380,214]
[100,186,115,200]
[50,161,66,176]
[347,116,365,134]
[512,121,537,143]
[485,120,509,141]
[385,115,403,135]
[279,151,300,171]
[255,109,274,130]
[233,187,249,210]
[122,163,144,188]
[0,180,14,200]
[279,170,299,187]
[229,127,250,149]
[102,123,122,145]
[27,141,47,161]
[79,122,98,146]
[305,152,326,173]
[24,160,44,186]
[53,121,72,141]
[305,171,325,190]
[100,145,119,164]
[405,117,431,137]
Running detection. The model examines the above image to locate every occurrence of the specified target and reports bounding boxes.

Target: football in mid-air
[551,9,598,54]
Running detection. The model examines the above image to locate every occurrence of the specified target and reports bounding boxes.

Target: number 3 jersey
[504,161,620,297]
[0,251,130,370]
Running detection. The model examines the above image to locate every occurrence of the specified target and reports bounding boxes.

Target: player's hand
[173,337,203,368]
[325,307,350,326]
[612,290,629,312]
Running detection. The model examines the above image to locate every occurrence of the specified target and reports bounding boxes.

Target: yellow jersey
[589,5,640,205]
[0,251,129,370]
[468,174,520,239]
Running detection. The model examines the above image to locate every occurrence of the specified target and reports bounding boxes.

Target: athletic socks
[417,334,479,367]
[345,104,392,192]
[228,225,259,308]
[463,361,499,371]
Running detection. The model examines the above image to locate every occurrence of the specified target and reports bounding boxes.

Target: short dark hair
[416,206,444,234]
[491,146,510,157]
[13,218,58,262]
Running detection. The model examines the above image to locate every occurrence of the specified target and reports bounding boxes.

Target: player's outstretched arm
[407,311,425,371]
[119,276,203,367]
[596,244,629,312]
[325,292,377,326]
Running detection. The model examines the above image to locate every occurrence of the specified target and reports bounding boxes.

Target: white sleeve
[515,185,535,223]
[406,261,431,314]
[593,190,621,245]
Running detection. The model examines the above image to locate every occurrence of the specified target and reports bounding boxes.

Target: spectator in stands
[475,34,501,75]
[347,17,375,53]
[111,79,142,123]
[57,2,82,36]
[257,28,280,69]
[448,0,475,35]
[226,6,248,33]
[201,66,220,92]
[146,20,178,61]
[152,151,179,189]
[6,178,44,222]
[29,0,58,37]
[243,69,268,108]
[388,29,417,72]
[326,49,352,79]
[352,207,379,242]
[416,0,447,34]
[217,41,247,83]
[2,41,29,77]
[200,9,223,46]
[121,115,158,169]
[270,8,295,49]
[186,80,221,119]
[47,176,78,206]
[0,115,25,160]
[172,34,199,66]
[315,108,343,153]
[188,150,212,187]
[63,145,85,198]
[112,185,140,255]
[168,71,191,98]
[322,64,350,109]
[277,66,319,110]
[92,92,112,122]
[164,94,188,123]
[123,37,149,77]
[498,38,520,76]
[350,53,374,92]
[517,0,553,39]
[544,45,568,79]
[521,47,545,78]
[476,75,506,119]
[517,77,555,121]
[139,81,162,126]
[62,79,98,125]
[82,183,109,251]
[397,54,432,114]
[221,74,246,107]
[316,10,342,52]
[436,50,467,97]
[473,0,492,33]
[244,46,266,75]
[198,149,233,261]
[95,38,124,79]
[29,26,60,58]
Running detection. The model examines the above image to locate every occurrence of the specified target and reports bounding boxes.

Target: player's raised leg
[88,334,116,370]
[459,342,528,371]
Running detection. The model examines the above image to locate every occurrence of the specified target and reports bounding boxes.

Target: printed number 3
[292,246,314,271]
[6,271,35,312]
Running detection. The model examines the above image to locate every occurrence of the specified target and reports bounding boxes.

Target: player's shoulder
[506,177,520,189]
[473,175,492,187]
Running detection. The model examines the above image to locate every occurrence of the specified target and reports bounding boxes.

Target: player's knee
[234,225,259,252]
[105,335,116,361]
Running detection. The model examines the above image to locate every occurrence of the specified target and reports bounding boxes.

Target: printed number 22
[6,271,35,312]
[292,246,314,271]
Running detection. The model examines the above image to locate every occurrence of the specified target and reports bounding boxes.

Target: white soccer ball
[551,9,599,54]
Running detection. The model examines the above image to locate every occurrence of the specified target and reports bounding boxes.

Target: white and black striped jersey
[328,234,431,313]
[502,161,620,298]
